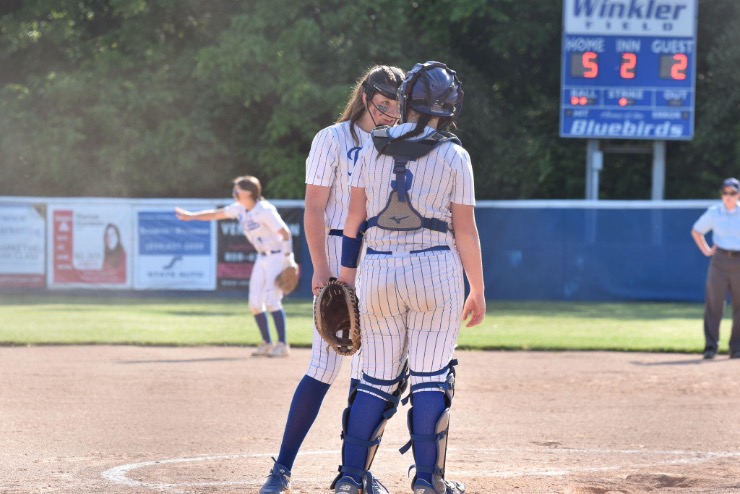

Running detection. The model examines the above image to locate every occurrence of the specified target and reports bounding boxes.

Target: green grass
[0,295,729,354]
[477,301,708,352]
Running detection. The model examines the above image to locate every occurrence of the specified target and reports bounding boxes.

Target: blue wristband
[341,234,363,268]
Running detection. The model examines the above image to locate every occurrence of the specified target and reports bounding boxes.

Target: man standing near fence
[691,177,740,360]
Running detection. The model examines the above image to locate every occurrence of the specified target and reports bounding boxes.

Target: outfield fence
[0,197,716,301]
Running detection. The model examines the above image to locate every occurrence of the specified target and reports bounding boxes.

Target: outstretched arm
[175,207,228,222]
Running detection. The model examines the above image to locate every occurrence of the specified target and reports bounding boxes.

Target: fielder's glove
[314,278,361,356]
[275,253,299,294]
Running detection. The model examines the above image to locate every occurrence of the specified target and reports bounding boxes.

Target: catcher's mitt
[275,255,299,294]
[314,279,361,356]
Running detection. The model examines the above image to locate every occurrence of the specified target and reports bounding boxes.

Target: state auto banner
[134,207,216,290]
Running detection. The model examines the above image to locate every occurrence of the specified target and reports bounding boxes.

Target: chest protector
[367,127,461,233]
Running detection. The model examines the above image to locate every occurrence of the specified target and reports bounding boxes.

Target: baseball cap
[721,178,740,192]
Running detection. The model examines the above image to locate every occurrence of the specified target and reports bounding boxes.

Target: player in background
[335,62,485,494]
[175,175,294,358]
[258,65,404,494]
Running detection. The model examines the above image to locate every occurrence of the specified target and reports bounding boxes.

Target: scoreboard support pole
[584,140,666,200]
[585,139,603,200]
[652,141,666,200]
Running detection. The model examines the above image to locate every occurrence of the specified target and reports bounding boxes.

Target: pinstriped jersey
[349,122,476,252]
[223,200,288,253]
[305,120,370,230]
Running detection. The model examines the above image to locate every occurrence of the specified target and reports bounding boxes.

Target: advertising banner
[134,208,216,290]
[0,204,46,287]
[48,205,133,288]
[217,206,304,291]
[216,214,257,290]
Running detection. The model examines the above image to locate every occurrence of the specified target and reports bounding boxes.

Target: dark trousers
[703,252,740,353]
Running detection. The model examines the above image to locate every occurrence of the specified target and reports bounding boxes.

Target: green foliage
[193,0,409,198]
[664,0,740,199]
[0,1,233,197]
[1,0,740,199]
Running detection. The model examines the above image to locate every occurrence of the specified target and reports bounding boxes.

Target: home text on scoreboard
[560,0,697,140]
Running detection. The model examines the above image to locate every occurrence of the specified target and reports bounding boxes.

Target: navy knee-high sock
[411,391,446,484]
[271,309,287,344]
[253,312,271,343]
[344,391,387,483]
[276,375,331,470]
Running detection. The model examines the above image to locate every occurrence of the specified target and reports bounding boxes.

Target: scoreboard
[560,0,697,140]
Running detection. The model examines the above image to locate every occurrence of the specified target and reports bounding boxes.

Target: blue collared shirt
[693,203,740,250]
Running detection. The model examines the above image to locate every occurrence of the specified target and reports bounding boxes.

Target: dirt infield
[1,346,740,494]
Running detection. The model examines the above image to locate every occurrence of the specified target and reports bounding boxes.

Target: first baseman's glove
[275,254,299,294]
[314,278,361,356]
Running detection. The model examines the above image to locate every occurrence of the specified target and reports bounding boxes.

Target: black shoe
[703,350,717,360]
[730,351,740,359]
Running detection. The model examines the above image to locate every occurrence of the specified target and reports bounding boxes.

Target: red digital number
[672,53,687,80]
[620,52,636,79]
[583,52,598,78]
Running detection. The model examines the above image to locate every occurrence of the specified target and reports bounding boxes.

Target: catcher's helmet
[399,61,464,124]
[362,65,405,102]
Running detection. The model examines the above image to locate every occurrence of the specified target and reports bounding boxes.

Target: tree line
[1,0,739,200]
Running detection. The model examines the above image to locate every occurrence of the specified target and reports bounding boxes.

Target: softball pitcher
[335,62,485,494]
[258,65,405,494]
[176,176,294,357]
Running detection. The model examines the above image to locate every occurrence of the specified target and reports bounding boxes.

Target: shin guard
[401,360,465,493]
[330,362,409,493]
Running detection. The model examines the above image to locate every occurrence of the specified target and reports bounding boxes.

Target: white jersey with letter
[223,200,289,312]
[305,120,369,383]
[349,122,476,395]
[224,200,287,254]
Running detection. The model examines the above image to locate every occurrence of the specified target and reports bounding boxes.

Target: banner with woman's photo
[47,205,133,288]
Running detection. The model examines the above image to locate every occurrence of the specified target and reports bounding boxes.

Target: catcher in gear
[176,175,295,358]
[335,61,485,494]
[314,279,361,356]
